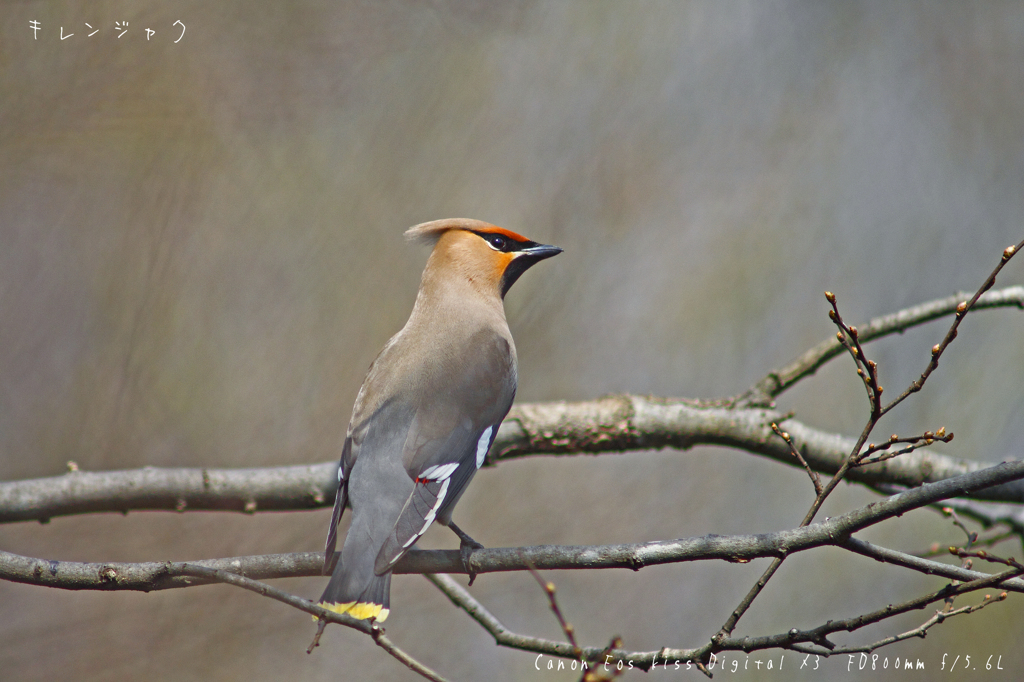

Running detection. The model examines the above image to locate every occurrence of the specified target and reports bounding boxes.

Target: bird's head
[406,218,562,298]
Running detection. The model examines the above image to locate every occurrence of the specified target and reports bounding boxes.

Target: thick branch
[873,482,1024,537]
[0,463,335,523]
[499,398,1024,502]
[0,550,325,591]
[4,399,1023,524]
[5,461,1024,592]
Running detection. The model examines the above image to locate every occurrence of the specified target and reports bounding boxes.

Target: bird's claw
[449,521,484,586]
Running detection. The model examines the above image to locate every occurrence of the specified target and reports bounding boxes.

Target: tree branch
[5,251,1018,678]
[427,572,703,671]
[5,460,1024,592]
[428,564,1018,669]
[737,284,1024,407]
[5,282,1023,525]
[171,564,450,682]
[4,399,1023,524]
[0,462,335,523]
[714,569,1018,655]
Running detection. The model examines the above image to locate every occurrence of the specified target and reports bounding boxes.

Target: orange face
[408,218,561,298]
[433,228,514,293]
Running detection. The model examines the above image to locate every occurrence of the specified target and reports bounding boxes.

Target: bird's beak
[516,243,563,261]
[500,243,562,297]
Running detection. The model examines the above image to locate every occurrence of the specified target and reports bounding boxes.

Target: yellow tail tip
[315,601,389,623]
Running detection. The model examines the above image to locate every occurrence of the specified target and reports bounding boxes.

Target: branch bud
[825,291,836,303]
[1004,245,1016,260]
[956,301,967,315]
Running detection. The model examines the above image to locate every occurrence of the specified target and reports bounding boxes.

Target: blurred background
[2,1,1024,680]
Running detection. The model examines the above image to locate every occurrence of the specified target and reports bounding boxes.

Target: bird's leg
[447,520,484,586]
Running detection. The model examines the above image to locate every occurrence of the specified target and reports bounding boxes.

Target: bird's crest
[405,218,529,245]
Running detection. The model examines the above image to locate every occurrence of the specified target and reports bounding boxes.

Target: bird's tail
[318,562,391,622]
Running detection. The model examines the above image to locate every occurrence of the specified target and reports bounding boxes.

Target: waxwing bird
[318,218,561,622]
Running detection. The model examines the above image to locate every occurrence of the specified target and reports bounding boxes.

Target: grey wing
[372,418,503,575]
[323,435,355,574]
[373,330,515,574]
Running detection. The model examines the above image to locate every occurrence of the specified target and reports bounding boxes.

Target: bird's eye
[485,234,508,251]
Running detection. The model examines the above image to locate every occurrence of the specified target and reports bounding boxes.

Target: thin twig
[826,292,884,418]
[709,241,1024,654]
[874,485,1024,551]
[879,240,1024,419]
[426,562,1019,665]
[949,548,1024,572]
[853,429,954,467]
[771,422,822,496]
[714,567,1020,655]
[425,573,701,671]
[171,564,450,682]
[852,593,1007,653]
[789,592,1008,657]
[737,284,1024,407]
[808,241,1022,527]
[522,554,581,655]
[844,536,1023,588]
[940,504,982,612]
[945,506,980,547]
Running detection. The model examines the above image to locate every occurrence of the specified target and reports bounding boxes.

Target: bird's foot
[448,521,484,586]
